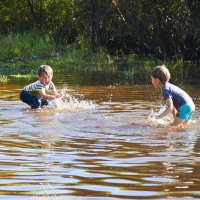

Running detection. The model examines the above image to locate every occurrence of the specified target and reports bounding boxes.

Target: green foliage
[0,32,115,75]
[0,31,56,59]
[0,75,8,83]
[0,0,199,61]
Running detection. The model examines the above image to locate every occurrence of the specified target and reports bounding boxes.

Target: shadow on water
[0,64,200,199]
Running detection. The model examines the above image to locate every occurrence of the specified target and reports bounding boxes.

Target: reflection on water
[0,79,200,199]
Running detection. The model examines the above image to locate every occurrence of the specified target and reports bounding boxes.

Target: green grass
[0,31,183,78]
[0,31,116,74]
[10,73,35,80]
[0,31,56,59]
[0,75,8,82]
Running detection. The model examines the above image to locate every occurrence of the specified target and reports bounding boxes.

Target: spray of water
[49,84,97,112]
[148,106,173,127]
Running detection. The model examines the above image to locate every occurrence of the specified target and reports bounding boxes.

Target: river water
[0,69,200,200]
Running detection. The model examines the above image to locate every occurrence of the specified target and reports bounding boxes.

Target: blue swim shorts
[176,104,195,120]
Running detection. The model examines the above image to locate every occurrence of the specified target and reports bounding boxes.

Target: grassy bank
[0,31,114,72]
[0,31,182,83]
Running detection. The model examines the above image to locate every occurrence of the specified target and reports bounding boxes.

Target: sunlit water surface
[0,79,200,200]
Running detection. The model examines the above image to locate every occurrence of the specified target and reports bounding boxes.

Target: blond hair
[38,65,53,76]
[151,64,171,84]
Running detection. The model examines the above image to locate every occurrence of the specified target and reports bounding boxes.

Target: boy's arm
[51,88,65,98]
[157,98,174,118]
[39,90,57,100]
[50,82,65,98]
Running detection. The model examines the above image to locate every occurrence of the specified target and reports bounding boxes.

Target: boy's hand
[55,93,65,99]
[60,93,65,98]
[59,93,65,98]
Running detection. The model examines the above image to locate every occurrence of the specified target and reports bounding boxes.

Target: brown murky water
[0,74,200,200]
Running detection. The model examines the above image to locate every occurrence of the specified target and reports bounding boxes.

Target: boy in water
[20,65,64,109]
[151,65,195,126]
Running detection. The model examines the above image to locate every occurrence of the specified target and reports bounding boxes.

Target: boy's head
[38,65,53,77]
[151,65,171,84]
[38,65,53,86]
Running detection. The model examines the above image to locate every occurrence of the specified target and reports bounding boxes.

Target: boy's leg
[41,99,49,107]
[172,107,177,117]
[20,90,41,109]
[173,104,194,126]
[172,117,186,126]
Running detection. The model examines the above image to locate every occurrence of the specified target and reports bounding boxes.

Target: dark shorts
[20,90,49,109]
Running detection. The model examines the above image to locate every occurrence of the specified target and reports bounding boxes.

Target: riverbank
[0,32,198,84]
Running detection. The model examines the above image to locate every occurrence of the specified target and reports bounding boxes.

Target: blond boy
[20,65,64,109]
[151,65,195,126]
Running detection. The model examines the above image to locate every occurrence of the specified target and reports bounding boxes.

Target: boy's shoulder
[163,82,186,95]
[47,81,55,90]
[163,82,171,89]
[26,80,42,87]
[163,82,178,90]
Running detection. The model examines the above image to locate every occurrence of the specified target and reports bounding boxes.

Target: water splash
[148,106,173,127]
[49,87,97,112]
[52,97,96,112]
